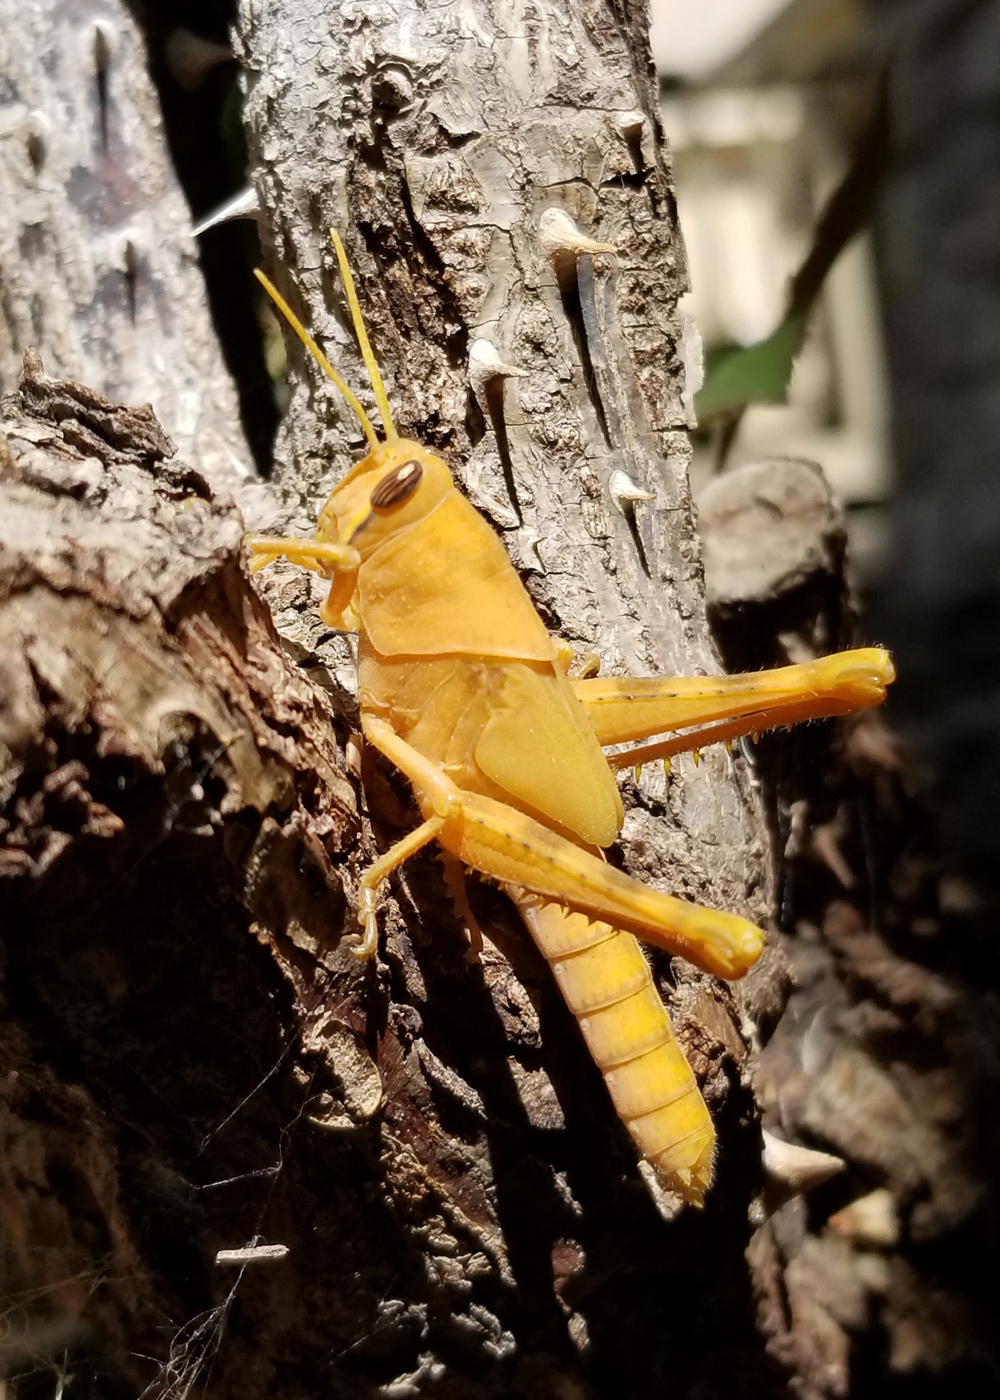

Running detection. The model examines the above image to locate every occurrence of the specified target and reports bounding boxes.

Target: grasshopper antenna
[254,267,381,451]
[329,229,397,442]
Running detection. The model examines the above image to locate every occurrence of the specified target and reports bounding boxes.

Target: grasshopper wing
[475,664,624,849]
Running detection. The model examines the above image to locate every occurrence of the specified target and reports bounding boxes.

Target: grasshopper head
[316,440,455,559]
[256,231,459,560]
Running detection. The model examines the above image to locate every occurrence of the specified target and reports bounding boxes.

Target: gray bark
[236,0,772,1133]
[0,0,253,502]
[221,0,786,1386]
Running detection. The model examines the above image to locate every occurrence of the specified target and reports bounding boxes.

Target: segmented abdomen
[515,895,714,1205]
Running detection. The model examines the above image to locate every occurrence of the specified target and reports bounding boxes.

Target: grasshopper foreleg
[246,536,361,627]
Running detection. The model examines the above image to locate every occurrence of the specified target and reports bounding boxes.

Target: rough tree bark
[4,0,999,1396]
[0,0,253,500]
[236,0,775,1136]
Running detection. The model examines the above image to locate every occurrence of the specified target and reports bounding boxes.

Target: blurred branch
[695,75,890,453]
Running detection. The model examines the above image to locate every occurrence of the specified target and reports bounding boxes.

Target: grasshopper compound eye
[370,460,423,513]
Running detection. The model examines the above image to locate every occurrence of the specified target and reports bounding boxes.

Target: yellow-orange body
[249,233,894,1203]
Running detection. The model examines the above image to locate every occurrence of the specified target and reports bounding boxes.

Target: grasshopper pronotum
[247,230,893,1204]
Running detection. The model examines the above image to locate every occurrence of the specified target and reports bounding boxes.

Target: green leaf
[694,312,806,424]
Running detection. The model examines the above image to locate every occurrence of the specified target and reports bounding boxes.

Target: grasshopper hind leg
[574,648,895,768]
[361,716,765,980]
[439,852,485,961]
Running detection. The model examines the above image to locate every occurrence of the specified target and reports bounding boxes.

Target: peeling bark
[0,357,368,1396]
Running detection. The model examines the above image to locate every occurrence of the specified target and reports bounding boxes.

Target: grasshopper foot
[354,894,380,960]
[463,919,484,964]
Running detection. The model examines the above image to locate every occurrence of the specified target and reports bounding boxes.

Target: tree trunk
[0,3,794,1399]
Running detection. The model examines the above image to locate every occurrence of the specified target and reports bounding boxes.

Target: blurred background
[652,0,1000,912]
[654,0,891,544]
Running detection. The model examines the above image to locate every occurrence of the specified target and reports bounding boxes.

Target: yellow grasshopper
[248,231,894,1204]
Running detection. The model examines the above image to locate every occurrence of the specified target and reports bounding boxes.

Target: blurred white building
[652,0,891,543]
